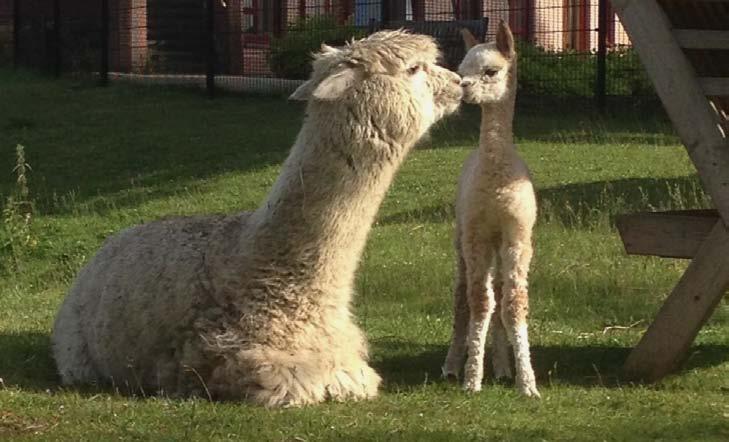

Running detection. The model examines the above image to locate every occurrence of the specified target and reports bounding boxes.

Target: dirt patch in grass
[0,410,58,437]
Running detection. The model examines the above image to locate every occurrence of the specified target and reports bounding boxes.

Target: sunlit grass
[1,69,728,441]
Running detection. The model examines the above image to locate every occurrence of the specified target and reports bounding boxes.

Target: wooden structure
[612,0,729,382]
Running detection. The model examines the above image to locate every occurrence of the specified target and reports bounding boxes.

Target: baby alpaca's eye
[407,65,421,75]
[482,68,499,77]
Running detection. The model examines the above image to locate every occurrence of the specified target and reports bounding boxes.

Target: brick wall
[112,0,147,72]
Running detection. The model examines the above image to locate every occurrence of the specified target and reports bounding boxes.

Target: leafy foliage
[269,15,366,80]
[517,41,654,97]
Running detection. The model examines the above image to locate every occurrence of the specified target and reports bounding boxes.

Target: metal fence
[1,0,653,104]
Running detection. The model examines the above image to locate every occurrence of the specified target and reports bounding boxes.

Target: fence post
[52,0,61,77]
[480,16,489,42]
[206,0,216,98]
[596,0,608,112]
[273,0,283,38]
[100,0,109,86]
[381,0,390,27]
[525,0,533,43]
[12,0,20,68]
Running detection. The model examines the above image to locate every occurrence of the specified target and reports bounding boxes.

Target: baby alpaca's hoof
[492,363,513,381]
[441,365,460,382]
[517,382,541,399]
[462,378,482,393]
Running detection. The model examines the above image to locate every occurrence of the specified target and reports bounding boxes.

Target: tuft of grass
[1,69,728,441]
[1,144,37,273]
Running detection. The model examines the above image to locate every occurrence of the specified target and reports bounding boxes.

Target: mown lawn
[1,70,728,441]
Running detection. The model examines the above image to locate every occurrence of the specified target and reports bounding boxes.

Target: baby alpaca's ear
[311,68,357,101]
[496,20,515,59]
[461,28,479,50]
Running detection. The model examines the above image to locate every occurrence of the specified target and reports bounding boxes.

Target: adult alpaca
[52,30,462,407]
[442,22,540,397]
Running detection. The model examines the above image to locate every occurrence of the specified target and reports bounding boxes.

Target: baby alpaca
[52,30,462,407]
[442,21,540,397]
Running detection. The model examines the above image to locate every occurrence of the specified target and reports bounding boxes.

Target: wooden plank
[616,210,719,259]
[623,220,729,382]
[700,77,729,97]
[612,0,729,227]
[674,30,729,50]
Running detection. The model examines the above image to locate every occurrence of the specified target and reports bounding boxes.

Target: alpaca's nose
[460,79,474,88]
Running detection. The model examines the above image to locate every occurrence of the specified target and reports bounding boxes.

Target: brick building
[3,0,631,75]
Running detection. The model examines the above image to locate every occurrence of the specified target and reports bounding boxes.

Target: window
[242,0,256,33]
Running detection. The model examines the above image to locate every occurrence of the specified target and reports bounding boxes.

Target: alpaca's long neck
[247,116,409,300]
[479,98,515,163]
[479,72,517,165]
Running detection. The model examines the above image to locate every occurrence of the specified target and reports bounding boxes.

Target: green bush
[269,15,366,80]
[269,23,654,97]
[604,46,655,96]
[516,40,654,97]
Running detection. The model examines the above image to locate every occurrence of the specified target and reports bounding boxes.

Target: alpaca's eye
[483,68,499,77]
[407,65,421,75]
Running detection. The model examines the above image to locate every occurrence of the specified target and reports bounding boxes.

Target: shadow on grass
[0,332,58,391]
[0,70,676,218]
[3,332,729,398]
[370,338,729,390]
[0,78,302,216]
[379,175,706,227]
[429,98,676,149]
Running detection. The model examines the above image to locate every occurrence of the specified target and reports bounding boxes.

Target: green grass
[1,69,728,441]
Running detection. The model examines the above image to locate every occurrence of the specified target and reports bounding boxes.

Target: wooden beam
[674,30,729,50]
[612,0,729,227]
[623,221,729,382]
[616,210,719,259]
[700,77,729,97]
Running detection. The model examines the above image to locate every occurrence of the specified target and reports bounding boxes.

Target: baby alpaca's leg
[443,248,469,379]
[462,239,496,392]
[499,231,539,398]
[489,277,513,380]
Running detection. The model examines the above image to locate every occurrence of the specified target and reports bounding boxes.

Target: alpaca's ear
[496,20,515,59]
[311,68,356,101]
[461,28,479,50]
[288,68,356,101]
[289,80,315,101]
[319,43,339,55]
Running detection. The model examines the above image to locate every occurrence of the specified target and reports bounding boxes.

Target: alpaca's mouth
[461,88,481,104]
[462,85,506,105]
[437,92,463,117]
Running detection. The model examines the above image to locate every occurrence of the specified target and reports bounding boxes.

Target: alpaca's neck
[248,118,408,299]
[479,69,517,164]
[479,96,515,164]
